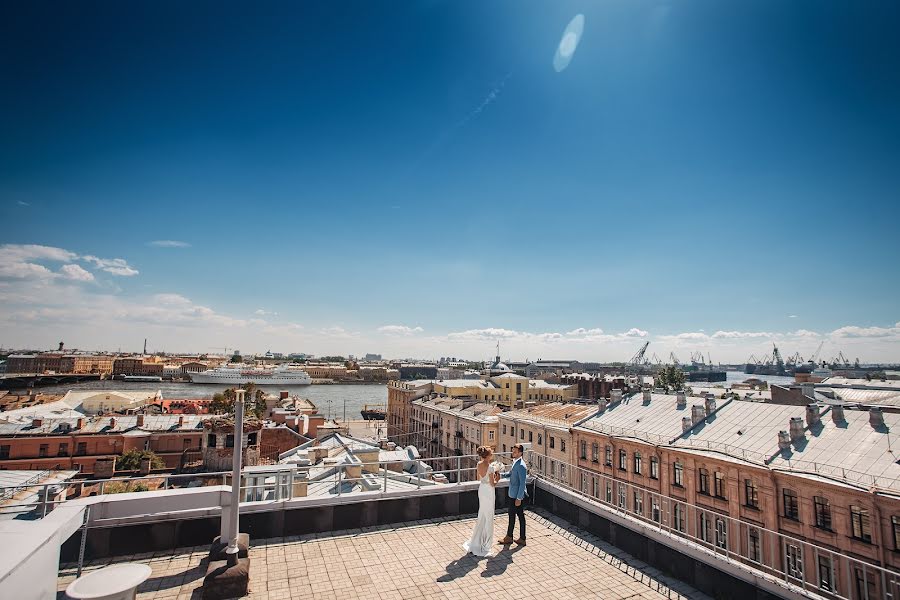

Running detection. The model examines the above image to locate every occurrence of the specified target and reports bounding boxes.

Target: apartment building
[497,402,597,488]
[0,414,206,473]
[112,358,164,376]
[408,396,501,481]
[387,375,577,442]
[568,390,900,593]
[387,380,434,439]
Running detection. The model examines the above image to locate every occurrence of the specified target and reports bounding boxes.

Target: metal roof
[578,393,694,443]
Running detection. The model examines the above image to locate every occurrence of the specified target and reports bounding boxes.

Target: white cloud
[829,323,900,339]
[0,244,78,280]
[377,325,424,336]
[788,314,798,318]
[59,264,95,282]
[148,240,191,248]
[319,326,360,339]
[711,330,774,339]
[81,255,139,276]
[17,201,30,206]
[255,309,278,316]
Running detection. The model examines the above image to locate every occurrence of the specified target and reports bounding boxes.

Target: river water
[34,380,388,421]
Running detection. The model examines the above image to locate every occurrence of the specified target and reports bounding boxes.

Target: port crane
[809,341,825,367]
[208,346,231,356]
[669,352,680,366]
[628,341,650,366]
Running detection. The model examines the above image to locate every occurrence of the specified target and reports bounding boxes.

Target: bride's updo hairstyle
[476,446,492,459]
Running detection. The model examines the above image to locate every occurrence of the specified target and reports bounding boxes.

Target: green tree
[116,449,165,471]
[210,391,233,414]
[656,365,685,392]
[209,385,266,417]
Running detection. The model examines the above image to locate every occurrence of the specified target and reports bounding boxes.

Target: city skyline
[2,2,899,362]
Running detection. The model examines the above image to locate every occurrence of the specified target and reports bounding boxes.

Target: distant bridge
[0,373,103,389]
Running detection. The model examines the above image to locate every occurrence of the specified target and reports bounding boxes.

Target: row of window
[578,450,887,548]
[502,425,566,451]
[581,442,661,480]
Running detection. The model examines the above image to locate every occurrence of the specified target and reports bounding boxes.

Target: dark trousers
[506,499,525,539]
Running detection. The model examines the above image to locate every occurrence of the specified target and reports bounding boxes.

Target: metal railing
[0,469,50,500]
[0,452,513,518]
[526,450,900,600]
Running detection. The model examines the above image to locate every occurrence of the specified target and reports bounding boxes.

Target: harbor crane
[629,341,650,366]
[208,346,231,355]
[809,341,825,366]
[669,352,680,366]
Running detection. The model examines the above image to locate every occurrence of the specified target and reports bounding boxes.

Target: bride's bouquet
[488,461,504,475]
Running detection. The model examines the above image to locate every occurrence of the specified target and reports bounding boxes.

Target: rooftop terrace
[57,510,709,600]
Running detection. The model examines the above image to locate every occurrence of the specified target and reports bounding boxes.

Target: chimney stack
[682,416,693,433]
[831,404,845,424]
[691,405,705,425]
[109,417,117,429]
[610,389,623,403]
[76,417,85,430]
[136,414,145,427]
[643,390,652,403]
[870,407,885,429]
[704,397,717,416]
[789,417,804,441]
[31,418,43,428]
[597,398,608,412]
[805,404,821,427]
[778,430,792,450]
[676,391,686,409]
[280,390,290,400]
[178,415,185,428]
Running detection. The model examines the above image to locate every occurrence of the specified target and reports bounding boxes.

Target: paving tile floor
[58,508,711,600]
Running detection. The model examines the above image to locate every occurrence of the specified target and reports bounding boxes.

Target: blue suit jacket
[502,457,528,500]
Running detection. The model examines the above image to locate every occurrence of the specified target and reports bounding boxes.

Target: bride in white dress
[463,446,501,557]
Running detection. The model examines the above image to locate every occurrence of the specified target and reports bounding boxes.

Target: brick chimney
[805,404,821,427]
[778,430,792,450]
[642,390,652,403]
[280,390,290,400]
[676,391,686,409]
[109,417,117,429]
[597,398,608,412]
[136,414,145,427]
[76,417,85,430]
[870,407,885,429]
[178,415,185,428]
[682,416,693,433]
[32,418,43,428]
[610,389,623,403]
[691,405,705,425]
[789,417,804,441]
[831,404,845,424]
[704,397,716,416]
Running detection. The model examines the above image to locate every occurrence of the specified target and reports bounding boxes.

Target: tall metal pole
[225,389,245,565]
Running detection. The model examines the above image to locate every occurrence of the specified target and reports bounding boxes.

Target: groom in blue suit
[498,443,527,546]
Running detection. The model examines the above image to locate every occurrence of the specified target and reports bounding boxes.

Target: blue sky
[1,1,899,361]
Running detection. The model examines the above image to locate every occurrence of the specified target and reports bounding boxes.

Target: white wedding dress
[462,466,495,557]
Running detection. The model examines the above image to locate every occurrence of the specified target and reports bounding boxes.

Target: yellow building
[387,375,577,447]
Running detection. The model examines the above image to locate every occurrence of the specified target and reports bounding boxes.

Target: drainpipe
[872,488,888,572]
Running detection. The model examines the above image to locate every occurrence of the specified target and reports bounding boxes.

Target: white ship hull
[190,370,311,385]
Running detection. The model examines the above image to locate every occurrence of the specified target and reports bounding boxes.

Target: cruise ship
[189,364,312,385]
